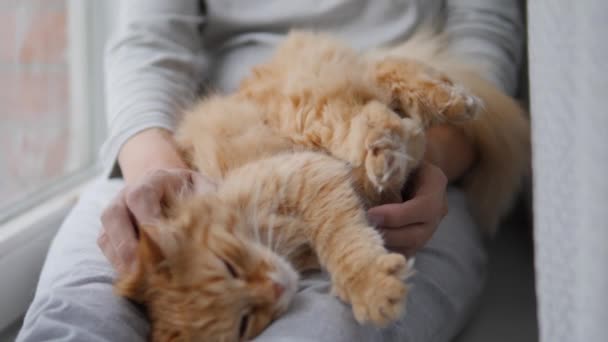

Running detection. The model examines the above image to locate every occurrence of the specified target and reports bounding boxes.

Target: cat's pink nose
[272,282,285,300]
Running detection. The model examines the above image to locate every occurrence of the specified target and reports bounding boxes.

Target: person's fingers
[379,223,432,254]
[100,196,139,268]
[369,163,447,227]
[368,194,434,228]
[97,230,126,272]
[97,228,111,257]
[100,168,216,272]
[413,162,448,195]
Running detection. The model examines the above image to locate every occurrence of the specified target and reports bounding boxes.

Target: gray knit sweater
[101,0,523,176]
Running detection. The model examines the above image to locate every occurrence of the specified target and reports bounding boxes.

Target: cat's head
[115,195,299,342]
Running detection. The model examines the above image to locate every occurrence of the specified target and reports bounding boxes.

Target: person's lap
[17,178,486,342]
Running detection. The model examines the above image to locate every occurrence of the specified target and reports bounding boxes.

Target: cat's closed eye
[222,259,239,278]
[239,313,250,339]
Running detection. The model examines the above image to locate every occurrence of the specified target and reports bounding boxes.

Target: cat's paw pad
[364,133,408,194]
[350,253,409,327]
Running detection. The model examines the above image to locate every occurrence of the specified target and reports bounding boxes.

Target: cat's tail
[372,30,531,234]
[450,69,531,234]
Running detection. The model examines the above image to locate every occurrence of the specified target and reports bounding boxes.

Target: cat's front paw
[347,253,409,327]
[364,126,418,197]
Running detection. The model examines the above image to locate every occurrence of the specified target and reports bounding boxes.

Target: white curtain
[528,1,608,341]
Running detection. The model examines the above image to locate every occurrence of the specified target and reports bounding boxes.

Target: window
[0,1,113,332]
[0,0,110,224]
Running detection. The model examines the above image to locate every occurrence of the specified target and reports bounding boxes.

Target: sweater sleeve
[100,0,206,176]
[444,0,525,95]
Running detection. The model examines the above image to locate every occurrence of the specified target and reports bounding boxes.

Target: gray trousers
[17,179,486,342]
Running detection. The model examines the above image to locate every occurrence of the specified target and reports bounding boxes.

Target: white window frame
[0,0,114,332]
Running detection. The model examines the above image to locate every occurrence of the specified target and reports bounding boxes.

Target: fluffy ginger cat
[115,31,528,342]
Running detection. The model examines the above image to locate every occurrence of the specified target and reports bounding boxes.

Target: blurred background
[0,0,115,338]
[0,0,70,206]
[0,0,114,223]
[1,0,73,214]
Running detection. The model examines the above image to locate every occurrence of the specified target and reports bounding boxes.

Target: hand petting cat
[98,167,216,274]
[97,128,217,273]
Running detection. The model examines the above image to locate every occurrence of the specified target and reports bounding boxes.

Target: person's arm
[118,128,188,183]
[444,0,525,96]
[101,0,206,178]
[99,1,213,272]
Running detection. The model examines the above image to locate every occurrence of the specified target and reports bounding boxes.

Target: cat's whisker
[391,151,414,163]
[412,89,430,107]
[250,210,260,244]
[272,224,287,254]
[276,229,292,255]
[267,214,276,249]
[281,248,296,260]
[252,183,263,244]
[254,215,262,244]
[281,244,299,261]
[269,176,290,252]
[251,208,262,243]
[270,219,283,253]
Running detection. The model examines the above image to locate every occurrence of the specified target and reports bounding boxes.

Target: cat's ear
[371,57,482,128]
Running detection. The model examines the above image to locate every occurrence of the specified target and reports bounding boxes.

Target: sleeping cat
[117,151,412,341]
[115,31,529,341]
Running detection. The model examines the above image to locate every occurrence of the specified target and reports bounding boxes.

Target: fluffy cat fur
[115,30,528,341]
[118,152,411,341]
[175,31,481,206]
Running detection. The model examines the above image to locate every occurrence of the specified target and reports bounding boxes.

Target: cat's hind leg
[371,57,482,127]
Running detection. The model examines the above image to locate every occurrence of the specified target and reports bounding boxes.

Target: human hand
[98,169,216,273]
[368,162,448,257]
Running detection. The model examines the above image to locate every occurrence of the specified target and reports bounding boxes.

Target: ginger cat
[117,152,411,341]
[115,30,528,341]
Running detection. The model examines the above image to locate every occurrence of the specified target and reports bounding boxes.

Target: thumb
[368,200,423,228]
